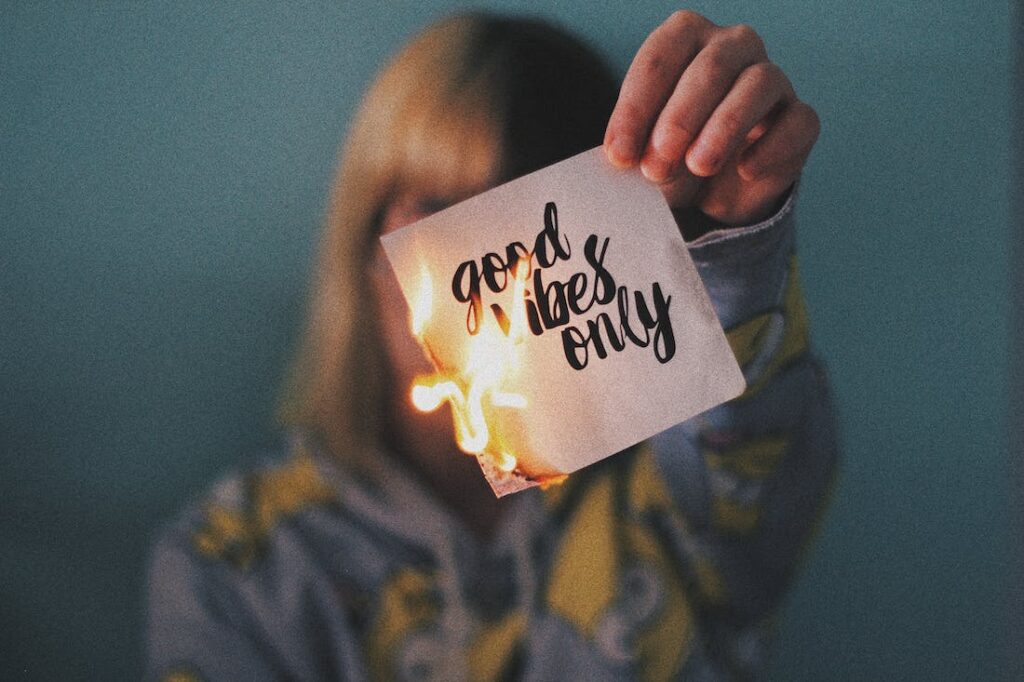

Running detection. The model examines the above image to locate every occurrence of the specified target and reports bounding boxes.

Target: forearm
[653,187,840,623]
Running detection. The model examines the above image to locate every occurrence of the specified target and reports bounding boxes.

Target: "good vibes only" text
[450,202,675,371]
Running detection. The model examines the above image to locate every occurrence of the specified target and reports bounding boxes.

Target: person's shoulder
[153,434,342,574]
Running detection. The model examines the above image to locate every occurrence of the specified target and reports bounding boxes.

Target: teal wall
[2,2,1015,679]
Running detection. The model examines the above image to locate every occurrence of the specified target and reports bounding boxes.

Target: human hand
[604,11,820,232]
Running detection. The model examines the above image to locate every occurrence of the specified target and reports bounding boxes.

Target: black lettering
[561,326,589,370]
[481,252,508,293]
[650,283,675,363]
[566,272,591,316]
[535,202,571,267]
[533,268,570,328]
[525,293,544,336]
[447,201,676,370]
[452,260,482,335]
[617,286,649,347]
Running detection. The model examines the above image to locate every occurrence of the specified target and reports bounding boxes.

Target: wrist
[674,183,795,243]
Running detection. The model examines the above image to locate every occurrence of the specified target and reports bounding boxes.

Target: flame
[409,260,532,476]
[410,263,432,337]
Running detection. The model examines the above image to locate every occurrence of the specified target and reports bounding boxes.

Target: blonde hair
[280,13,618,467]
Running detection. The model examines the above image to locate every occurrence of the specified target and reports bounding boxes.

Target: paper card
[380,146,745,496]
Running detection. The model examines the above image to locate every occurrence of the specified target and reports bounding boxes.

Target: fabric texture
[146,189,839,681]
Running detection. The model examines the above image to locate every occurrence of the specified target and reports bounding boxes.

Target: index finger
[604,11,711,168]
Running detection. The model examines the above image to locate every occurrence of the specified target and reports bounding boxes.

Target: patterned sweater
[146,188,839,681]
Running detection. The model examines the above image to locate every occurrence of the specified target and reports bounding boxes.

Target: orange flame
[408,261,531,475]
[410,264,433,338]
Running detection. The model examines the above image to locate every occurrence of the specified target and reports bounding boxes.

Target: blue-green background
[2,2,1017,679]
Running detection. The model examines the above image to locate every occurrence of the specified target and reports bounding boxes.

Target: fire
[410,264,432,337]
[408,260,531,475]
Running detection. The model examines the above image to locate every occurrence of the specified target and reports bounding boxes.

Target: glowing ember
[494,452,517,473]
[408,261,531,475]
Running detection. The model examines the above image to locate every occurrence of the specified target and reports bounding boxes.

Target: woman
[148,11,837,681]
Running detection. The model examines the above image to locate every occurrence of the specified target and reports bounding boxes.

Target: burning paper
[380,147,745,496]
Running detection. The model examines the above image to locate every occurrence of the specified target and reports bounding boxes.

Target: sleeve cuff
[684,182,800,330]
[687,180,799,249]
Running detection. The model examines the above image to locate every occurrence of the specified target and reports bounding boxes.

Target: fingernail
[688,140,719,176]
[650,124,690,170]
[609,133,638,168]
[641,151,672,183]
